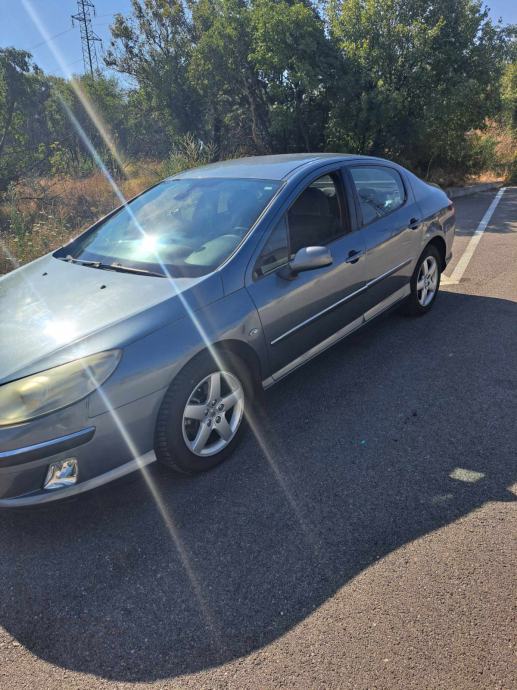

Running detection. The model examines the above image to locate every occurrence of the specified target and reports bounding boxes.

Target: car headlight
[0,350,121,426]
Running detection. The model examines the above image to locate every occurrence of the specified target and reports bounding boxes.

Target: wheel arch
[425,235,447,270]
[210,339,263,386]
[176,339,263,390]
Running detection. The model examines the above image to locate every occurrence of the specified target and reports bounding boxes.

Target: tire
[401,244,442,317]
[154,350,256,474]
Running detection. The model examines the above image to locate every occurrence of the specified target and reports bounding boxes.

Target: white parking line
[442,187,506,285]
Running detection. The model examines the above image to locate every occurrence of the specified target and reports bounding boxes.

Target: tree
[190,0,272,153]
[105,0,198,144]
[0,48,49,188]
[327,0,510,173]
[501,62,517,130]
[1,0,515,191]
[250,0,340,151]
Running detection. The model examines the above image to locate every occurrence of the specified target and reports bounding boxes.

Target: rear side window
[350,166,405,225]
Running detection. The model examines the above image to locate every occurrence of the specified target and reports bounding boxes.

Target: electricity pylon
[71,0,102,77]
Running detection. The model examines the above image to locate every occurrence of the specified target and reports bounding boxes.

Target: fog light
[44,458,78,490]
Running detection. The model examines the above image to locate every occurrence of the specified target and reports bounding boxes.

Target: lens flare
[16,0,321,630]
[86,373,223,651]
[140,233,159,253]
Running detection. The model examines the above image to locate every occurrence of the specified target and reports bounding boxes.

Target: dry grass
[0,164,162,275]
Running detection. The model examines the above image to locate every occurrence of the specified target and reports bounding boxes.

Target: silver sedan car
[0,154,455,506]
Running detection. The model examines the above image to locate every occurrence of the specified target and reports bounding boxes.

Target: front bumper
[0,427,95,466]
[0,449,156,507]
[0,388,165,507]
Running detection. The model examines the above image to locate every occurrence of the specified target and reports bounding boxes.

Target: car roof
[172,153,389,181]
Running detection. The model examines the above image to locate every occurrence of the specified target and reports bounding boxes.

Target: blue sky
[1,0,516,79]
[0,1,133,77]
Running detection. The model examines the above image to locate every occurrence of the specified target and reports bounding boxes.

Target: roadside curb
[445,181,505,199]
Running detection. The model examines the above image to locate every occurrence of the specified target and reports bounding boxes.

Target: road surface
[0,187,516,689]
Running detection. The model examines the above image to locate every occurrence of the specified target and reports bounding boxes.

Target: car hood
[0,254,220,383]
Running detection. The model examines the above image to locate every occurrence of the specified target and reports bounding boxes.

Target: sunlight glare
[19,0,321,614]
[43,318,78,345]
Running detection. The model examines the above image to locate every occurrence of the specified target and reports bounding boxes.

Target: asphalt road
[0,188,516,690]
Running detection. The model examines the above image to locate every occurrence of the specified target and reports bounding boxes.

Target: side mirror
[283,246,332,277]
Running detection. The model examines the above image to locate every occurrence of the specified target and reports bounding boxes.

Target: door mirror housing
[284,246,333,277]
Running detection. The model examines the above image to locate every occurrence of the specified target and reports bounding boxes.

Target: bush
[0,168,159,275]
[162,134,217,177]
[507,156,517,183]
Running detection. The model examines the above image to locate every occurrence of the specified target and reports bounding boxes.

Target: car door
[246,170,368,378]
[345,164,422,315]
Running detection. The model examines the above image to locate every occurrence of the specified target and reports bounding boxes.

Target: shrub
[162,134,217,177]
[0,168,159,274]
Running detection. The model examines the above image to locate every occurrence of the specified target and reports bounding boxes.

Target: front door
[246,172,368,377]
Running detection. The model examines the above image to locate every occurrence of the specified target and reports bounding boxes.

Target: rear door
[345,164,422,314]
[246,169,368,377]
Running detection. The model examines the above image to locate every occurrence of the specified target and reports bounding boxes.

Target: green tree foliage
[327,0,510,173]
[501,62,517,130]
[0,48,50,188]
[105,0,514,173]
[190,0,272,152]
[0,0,516,190]
[105,0,198,140]
[250,0,340,151]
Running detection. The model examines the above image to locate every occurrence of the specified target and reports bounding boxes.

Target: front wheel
[402,245,442,316]
[154,351,253,474]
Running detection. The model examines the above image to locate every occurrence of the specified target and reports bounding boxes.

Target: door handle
[409,217,421,230]
[345,249,364,264]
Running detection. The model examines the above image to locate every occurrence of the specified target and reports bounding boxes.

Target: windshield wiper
[59,255,165,278]
[60,255,102,268]
[106,263,166,278]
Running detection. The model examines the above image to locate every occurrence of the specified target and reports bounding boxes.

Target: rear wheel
[402,245,441,316]
[155,351,254,474]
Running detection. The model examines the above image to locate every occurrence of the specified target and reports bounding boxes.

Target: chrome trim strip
[367,258,412,289]
[363,284,411,321]
[0,427,95,466]
[270,284,367,345]
[270,258,412,345]
[270,316,365,382]
[0,451,157,507]
[263,284,411,388]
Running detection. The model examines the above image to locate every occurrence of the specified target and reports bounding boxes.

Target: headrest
[290,187,330,216]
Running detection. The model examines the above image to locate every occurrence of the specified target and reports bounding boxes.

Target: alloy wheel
[416,255,438,307]
[182,371,245,457]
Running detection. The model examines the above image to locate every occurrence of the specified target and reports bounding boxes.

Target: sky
[0,0,134,78]
[0,0,516,80]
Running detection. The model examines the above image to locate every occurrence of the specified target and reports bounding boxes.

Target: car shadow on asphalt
[0,289,515,682]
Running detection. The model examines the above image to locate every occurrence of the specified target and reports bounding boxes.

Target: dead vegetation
[0,164,161,275]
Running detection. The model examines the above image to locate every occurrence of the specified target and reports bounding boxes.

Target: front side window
[55,178,281,277]
[288,174,343,254]
[350,166,405,225]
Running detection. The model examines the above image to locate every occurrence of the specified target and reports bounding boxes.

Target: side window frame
[253,169,352,280]
[346,164,408,228]
[253,214,290,278]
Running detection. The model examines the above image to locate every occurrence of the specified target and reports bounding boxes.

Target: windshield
[54,177,281,277]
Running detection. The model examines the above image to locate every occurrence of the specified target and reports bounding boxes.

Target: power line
[29,27,74,51]
[71,0,102,77]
